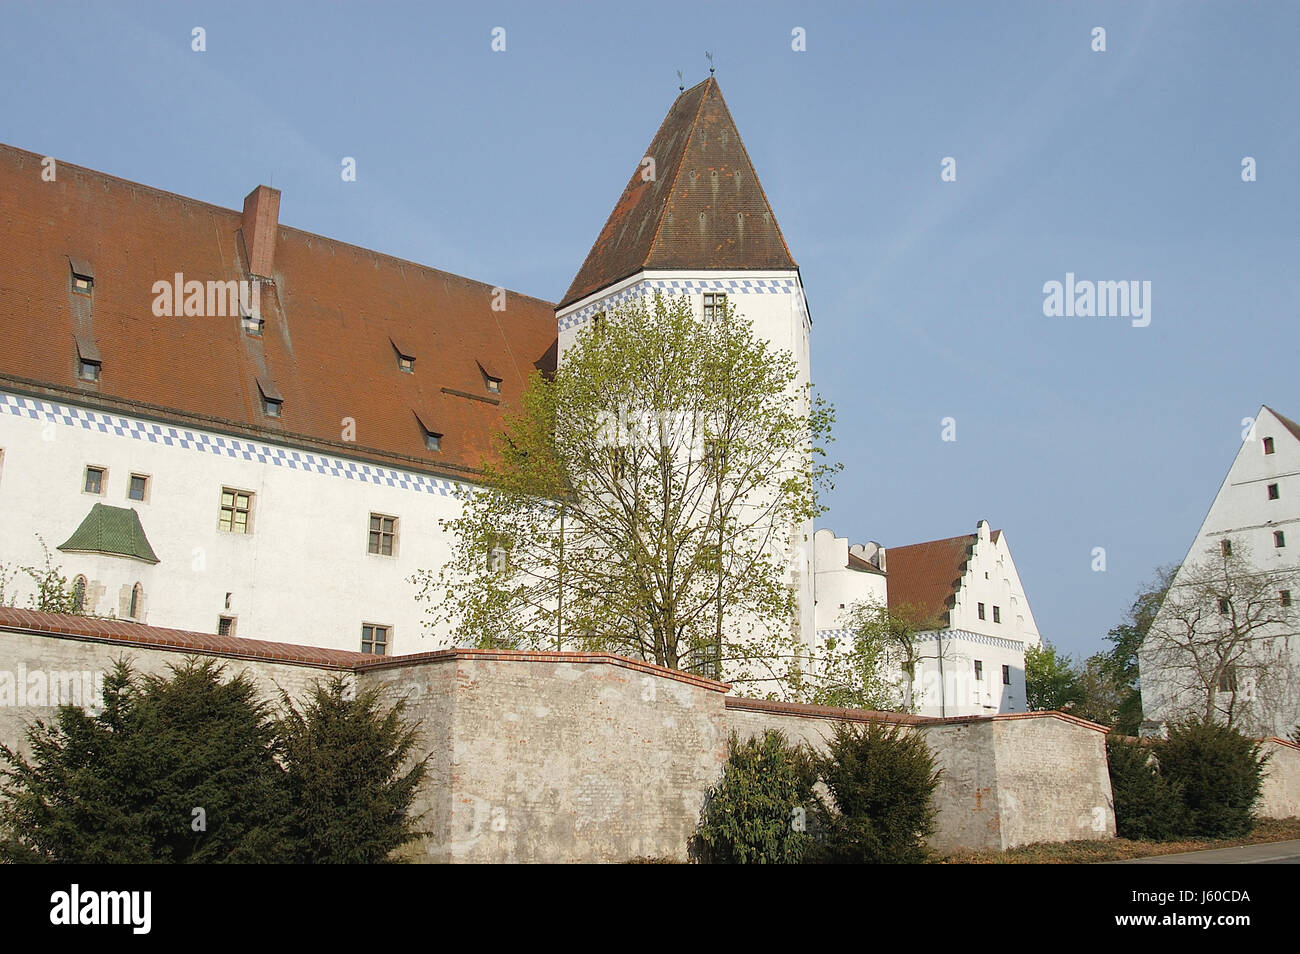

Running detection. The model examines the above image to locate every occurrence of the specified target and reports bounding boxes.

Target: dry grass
[938,816,1300,864]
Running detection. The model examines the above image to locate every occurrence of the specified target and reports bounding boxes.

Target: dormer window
[241,313,264,335]
[393,339,416,374]
[75,333,101,383]
[414,411,441,452]
[486,376,501,394]
[70,259,94,295]
[256,377,283,420]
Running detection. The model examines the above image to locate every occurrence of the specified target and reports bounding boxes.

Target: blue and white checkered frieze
[559,276,802,333]
[0,391,466,498]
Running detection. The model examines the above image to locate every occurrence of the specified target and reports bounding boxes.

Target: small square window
[83,466,105,495]
[398,354,415,373]
[703,292,727,321]
[78,359,101,382]
[1275,530,1287,548]
[264,396,282,418]
[974,659,984,681]
[128,474,149,502]
[361,624,389,655]
[1281,590,1293,607]
[72,273,93,294]
[1268,483,1280,500]
[425,430,441,451]
[1221,539,1233,557]
[1264,437,1275,455]
[368,513,397,556]
[219,488,253,534]
[486,377,501,394]
[977,602,985,620]
[218,616,236,637]
[241,314,264,335]
[1001,664,1011,686]
[992,605,1001,624]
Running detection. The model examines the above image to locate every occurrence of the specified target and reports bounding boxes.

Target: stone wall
[986,713,1115,848]
[1258,738,1300,819]
[360,651,728,863]
[0,610,1184,862]
[721,697,1114,852]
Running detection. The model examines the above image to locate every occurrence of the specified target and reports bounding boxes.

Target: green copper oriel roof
[57,504,161,564]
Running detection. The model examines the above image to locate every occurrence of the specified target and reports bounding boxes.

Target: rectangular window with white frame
[219,488,253,534]
[368,513,398,556]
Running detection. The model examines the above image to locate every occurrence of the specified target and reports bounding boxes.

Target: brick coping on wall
[0,609,1119,722]
[0,608,729,692]
[724,694,1110,733]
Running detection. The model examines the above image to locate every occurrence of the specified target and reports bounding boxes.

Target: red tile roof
[0,144,558,479]
[559,78,797,309]
[885,533,981,627]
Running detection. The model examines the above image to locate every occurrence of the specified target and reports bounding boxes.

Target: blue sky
[3,2,1297,659]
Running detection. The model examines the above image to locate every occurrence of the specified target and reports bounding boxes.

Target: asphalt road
[1112,839,1300,864]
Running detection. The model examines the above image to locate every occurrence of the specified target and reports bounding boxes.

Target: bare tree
[1141,540,1300,736]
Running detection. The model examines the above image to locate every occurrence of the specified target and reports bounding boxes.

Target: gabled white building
[1140,405,1300,737]
[815,520,1042,717]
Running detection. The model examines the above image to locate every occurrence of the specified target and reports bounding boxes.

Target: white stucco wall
[812,528,887,631]
[0,389,467,655]
[1140,406,1300,737]
[948,521,1041,649]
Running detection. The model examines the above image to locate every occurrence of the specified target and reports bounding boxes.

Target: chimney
[241,185,281,279]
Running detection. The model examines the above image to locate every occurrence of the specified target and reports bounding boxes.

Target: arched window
[72,576,87,613]
[129,582,143,620]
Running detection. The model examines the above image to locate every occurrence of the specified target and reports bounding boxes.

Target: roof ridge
[0,142,553,308]
[642,81,714,269]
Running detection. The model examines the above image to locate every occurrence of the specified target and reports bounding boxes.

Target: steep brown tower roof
[0,144,557,479]
[559,78,797,309]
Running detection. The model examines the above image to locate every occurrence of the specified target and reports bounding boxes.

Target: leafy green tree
[812,721,940,863]
[1024,641,1084,712]
[0,659,290,863]
[1158,719,1268,838]
[278,677,429,863]
[416,293,839,696]
[691,730,819,864]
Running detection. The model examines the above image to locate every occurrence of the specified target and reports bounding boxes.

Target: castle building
[1139,405,1300,737]
[0,78,814,663]
[0,78,1038,712]
[813,520,1042,716]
